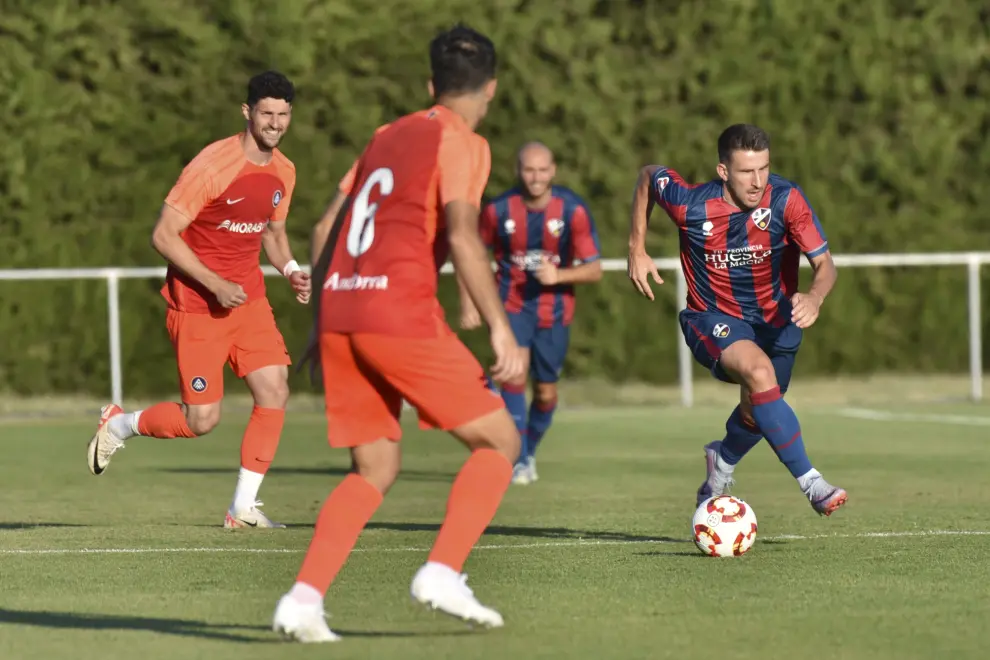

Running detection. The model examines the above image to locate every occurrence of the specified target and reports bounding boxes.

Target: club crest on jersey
[547,218,564,237]
[712,323,731,339]
[504,218,516,234]
[656,176,669,192]
[750,208,771,231]
[272,190,283,207]
[190,376,208,393]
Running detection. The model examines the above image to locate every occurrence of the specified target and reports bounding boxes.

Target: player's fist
[489,323,526,385]
[214,280,248,308]
[628,249,663,300]
[790,292,823,329]
[535,255,560,286]
[460,304,482,330]
[289,270,312,304]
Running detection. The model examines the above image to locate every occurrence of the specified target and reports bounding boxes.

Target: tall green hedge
[2,0,989,396]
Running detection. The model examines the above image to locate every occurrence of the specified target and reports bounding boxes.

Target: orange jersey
[161,134,296,314]
[321,105,490,337]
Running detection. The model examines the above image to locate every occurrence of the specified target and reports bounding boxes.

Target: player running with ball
[627,124,848,516]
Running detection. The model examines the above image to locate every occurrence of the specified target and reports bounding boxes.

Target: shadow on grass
[0,608,485,642]
[157,466,455,482]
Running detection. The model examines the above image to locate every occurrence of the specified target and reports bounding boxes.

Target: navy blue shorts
[508,312,570,383]
[679,309,802,391]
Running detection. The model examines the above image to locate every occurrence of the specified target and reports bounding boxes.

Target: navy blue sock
[526,397,557,459]
[719,405,763,466]
[501,383,528,462]
[749,386,812,478]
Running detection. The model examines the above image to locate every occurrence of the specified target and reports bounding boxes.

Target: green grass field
[2,401,989,659]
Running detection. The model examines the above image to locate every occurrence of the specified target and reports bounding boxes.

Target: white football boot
[696,440,736,506]
[272,594,340,643]
[87,404,127,475]
[410,562,504,628]
[224,500,286,529]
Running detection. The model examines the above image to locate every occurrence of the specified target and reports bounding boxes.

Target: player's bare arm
[535,257,602,286]
[457,274,482,330]
[151,203,247,308]
[446,200,525,384]
[263,220,311,304]
[310,189,350,267]
[627,164,664,300]
[791,251,837,329]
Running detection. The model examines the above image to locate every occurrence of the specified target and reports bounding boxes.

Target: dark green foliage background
[2,0,988,396]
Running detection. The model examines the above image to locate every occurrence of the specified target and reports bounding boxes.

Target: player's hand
[791,292,823,329]
[535,255,560,286]
[628,249,663,300]
[289,270,312,304]
[213,280,248,308]
[488,323,526,385]
[460,304,482,330]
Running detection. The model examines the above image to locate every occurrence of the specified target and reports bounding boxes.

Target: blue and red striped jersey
[480,186,601,327]
[650,168,829,327]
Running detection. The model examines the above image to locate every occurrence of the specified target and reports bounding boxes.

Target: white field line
[837,407,990,426]
[1,529,987,556]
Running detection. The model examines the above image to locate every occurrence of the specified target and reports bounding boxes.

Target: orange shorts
[320,330,504,447]
[166,298,291,404]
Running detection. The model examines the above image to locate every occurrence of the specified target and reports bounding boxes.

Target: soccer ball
[692,495,758,557]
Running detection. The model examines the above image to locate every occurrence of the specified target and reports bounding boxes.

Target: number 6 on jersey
[346,167,394,257]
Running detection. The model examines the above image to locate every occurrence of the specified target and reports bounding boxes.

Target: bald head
[517,141,556,202]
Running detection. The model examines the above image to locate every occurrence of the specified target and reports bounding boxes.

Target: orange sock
[428,448,513,572]
[240,407,285,474]
[296,473,383,595]
[136,402,196,438]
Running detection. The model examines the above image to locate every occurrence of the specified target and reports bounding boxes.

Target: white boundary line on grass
[1,529,987,556]
[837,407,990,426]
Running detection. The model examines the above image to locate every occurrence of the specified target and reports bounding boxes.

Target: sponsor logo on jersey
[216,220,268,234]
[510,250,562,271]
[704,245,772,270]
[324,272,389,291]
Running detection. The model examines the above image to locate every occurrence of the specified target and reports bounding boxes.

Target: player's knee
[264,379,290,409]
[351,439,400,495]
[355,461,400,495]
[453,409,521,465]
[742,362,777,393]
[724,346,777,393]
[185,405,221,436]
[533,382,558,408]
[247,366,290,409]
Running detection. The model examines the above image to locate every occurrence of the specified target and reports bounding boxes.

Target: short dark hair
[717,124,770,164]
[246,71,295,106]
[429,24,497,97]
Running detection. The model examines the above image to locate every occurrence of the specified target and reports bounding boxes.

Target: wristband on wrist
[283,260,302,277]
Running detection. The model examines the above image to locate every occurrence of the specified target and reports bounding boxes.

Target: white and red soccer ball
[692,495,759,557]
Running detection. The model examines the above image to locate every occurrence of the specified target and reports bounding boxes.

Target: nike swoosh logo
[226,197,245,205]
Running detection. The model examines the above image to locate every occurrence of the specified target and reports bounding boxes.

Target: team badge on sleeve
[712,323,731,339]
[272,190,283,207]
